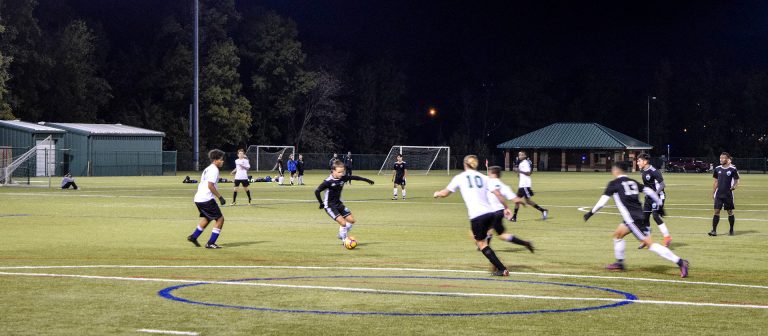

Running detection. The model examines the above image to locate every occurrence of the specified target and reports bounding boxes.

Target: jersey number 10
[621,181,639,196]
[466,175,484,188]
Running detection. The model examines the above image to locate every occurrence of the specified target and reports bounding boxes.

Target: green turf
[0,170,766,335]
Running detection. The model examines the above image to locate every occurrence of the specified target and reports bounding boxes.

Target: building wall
[90,135,164,176]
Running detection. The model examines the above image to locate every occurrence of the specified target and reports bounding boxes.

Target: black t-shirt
[713,165,739,196]
[315,175,374,207]
[603,176,644,223]
[297,160,304,173]
[640,166,665,194]
[393,161,408,178]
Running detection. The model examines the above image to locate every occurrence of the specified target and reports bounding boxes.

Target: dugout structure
[497,123,652,172]
[378,146,450,175]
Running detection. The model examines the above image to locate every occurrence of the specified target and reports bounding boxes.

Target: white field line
[575,207,768,222]
[0,265,766,290]
[137,329,198,336]
[0,271,766,310]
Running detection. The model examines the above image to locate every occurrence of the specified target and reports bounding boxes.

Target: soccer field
[1,170,766,335]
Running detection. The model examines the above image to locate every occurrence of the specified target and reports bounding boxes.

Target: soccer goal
[377,146,450,175]
[0,135,55,188]
[245,145,295,172]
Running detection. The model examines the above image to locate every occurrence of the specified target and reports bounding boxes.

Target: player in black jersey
[392,155,408,200]
[315,160,375,246]
[709,152,740,236]
[276,154,285,185]
[637,154,672,248]
[584,162,689,278]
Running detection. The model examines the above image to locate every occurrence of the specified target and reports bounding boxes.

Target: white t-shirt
[446,170,494,219]
[234,158,250,180]
[487,177,516,211]
[194,164,219,203]
[518,159,532,188]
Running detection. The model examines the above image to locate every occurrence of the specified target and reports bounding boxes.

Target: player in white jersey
[511,151,548,222]
[231,149,251,205]
[187,149,227,249]
[484,166,534,252]
[434,155,523,276]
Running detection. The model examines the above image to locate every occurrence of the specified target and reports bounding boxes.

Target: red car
[666,158,711,173]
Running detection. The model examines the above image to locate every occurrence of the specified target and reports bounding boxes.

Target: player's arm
[342,175,375,185]
[642,187,663,204]
[584,195,610,221]
[732,172,740,190]
[433,188,452,198]
[314,182,329,208]
[208,181,226,205]
[391,168,396,181]
[435,176,460,198]
[655,172,666,192]
[713,178,718,194]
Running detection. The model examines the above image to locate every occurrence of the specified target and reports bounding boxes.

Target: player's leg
[401,180,407,200]
[629,221,689,277]
[290,171,295,185]
[710,198,723,236]
[523,189,548,219]
[392,182,398,200]
[187,216,210,247]
[512,189,524,221]
[639,200,653,249]
[472,214,508,276]
[243,185,251,204]
[726,197,735,235]
[232,181,239,205]
[653,205,672,246]
[607,224,630,270]
[206,216,224,249]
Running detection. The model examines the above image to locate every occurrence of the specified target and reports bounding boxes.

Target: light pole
[192,0,200,171]
[646,96,656,144]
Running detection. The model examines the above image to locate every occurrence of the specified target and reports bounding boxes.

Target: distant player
[287,154,297,186]
[297,154,305,185]
[344,151,353,184]
[637,153,671,247]
[511,151,548,221]
[433,155,523,276]
[187,149,227,249]
[231,149,251,205]
[709,152,740,236]
[315,160,375,246]
[485,166,534,252]
[392,154,408,200]
[329,153,339,170]
[277,154,285,185]
[583,162,689,277]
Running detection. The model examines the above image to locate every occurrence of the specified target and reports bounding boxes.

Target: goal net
[245,145,295,172]
[378,146,450,175]
[0,135,55,187]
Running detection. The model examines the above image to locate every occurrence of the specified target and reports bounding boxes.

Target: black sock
[233,192,237,202]
[513,207,519,216]
[728,215,735,232]
[481,246,506,271]
[246,190,251,201]
[712,215,720,231]
[534,205,545,212]
[509,236,528,246]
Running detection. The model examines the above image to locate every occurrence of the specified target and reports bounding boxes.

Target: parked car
[666,158,711,173]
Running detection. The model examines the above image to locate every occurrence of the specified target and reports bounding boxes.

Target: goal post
[245,145,295,172]
[377,145,450,175]
[0,135,54,188]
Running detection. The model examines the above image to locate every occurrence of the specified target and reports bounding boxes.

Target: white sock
[345,222,353,233]
[658,223,670,237]
[290,177,294,183]
[402,189,406,197]
[649,243,681,264]
[393,188,398,197]
[613,239,626,260]
[338,225,347,240]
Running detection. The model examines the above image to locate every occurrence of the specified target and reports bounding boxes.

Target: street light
[428,107,437,117]
[647,96,656,144]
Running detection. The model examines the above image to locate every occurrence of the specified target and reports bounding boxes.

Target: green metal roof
[0,120,66,133]
[45,123,165,136]
[497,123,652,150]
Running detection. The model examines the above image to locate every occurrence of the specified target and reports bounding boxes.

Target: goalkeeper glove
[219,196,226,205]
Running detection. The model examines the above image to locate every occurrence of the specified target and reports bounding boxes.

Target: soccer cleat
[187,235,201,247]
[402,196,406,200]
[205,243,222,249]
[637,242,647,249]
[679,259,690,278]
[524,241,535,253]
[392,196,398,200]
[491,269,510,277]
[605,262,625,271]
[729,230,734,236]
[663,236,672,247]
[510,216,517,222]
[230,201,237,206]
[708,230,717,237]
[542,210,548,220]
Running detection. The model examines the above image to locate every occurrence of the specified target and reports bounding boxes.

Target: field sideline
[1,170,766,335]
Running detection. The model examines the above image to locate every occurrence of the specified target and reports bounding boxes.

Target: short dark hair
[488,166,502,177]
[720,152,731,159]
[638,153,651,161]
[208,149,225,161]
[613,161,631,172]
[237,149,245,153]
[332,159,345,170]
[396,154,403,158]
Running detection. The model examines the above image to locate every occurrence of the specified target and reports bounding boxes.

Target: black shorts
[234,179,250,187]
[517,187,534,198]
[289,170,297,176]
[325,203,352,220]
[394,176,406,187]
[195,199,223,221]
[623,217,649,241]
[470,212,497,241]
[492,210,506,234]
[714,193,735,210]
[298,170,304,176]
[643,196,664,212]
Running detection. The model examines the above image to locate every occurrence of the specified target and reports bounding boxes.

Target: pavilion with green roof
[497,123,652,172]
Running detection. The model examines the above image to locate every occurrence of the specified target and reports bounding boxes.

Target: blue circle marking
[158,275,637,316]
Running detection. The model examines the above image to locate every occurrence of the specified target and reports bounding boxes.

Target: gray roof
[0,120,66,133]
[45,123,165,136]
[497,123,652,150]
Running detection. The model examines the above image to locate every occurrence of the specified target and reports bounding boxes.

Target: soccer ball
[344,237,358,250]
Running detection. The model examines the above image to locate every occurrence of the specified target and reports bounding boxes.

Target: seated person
[61,174,78,190]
